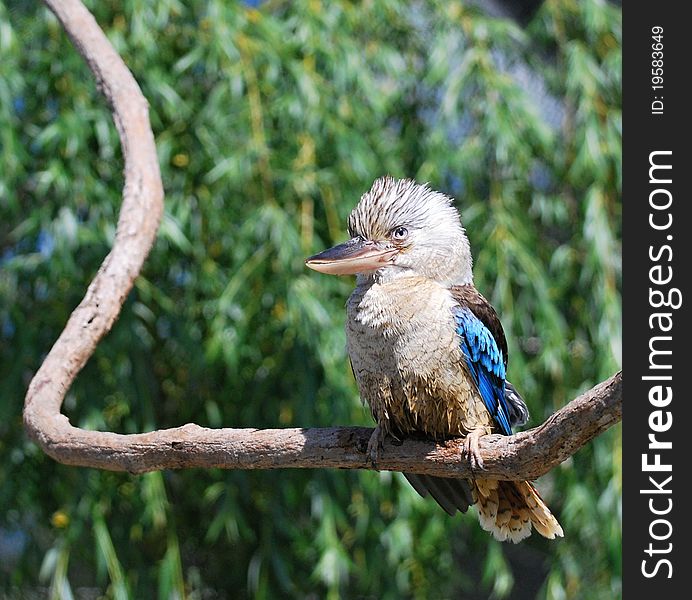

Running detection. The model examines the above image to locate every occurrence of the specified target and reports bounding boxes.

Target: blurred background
[0,0,621,598]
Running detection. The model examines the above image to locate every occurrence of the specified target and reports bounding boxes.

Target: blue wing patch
[453,307,513,435]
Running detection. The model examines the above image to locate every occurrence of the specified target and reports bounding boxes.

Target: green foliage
[1,0,620,598]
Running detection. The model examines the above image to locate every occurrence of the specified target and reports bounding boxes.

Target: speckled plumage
[307,176,563,542]
[347,276,495,440]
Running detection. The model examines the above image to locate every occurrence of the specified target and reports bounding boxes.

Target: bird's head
[306,176,473,286]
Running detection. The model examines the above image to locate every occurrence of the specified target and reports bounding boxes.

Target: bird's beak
[305,237,397,275]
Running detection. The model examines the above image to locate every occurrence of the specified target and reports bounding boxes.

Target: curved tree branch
[27,369,622,480]
[23,0,622,482]
[23,0,164,448]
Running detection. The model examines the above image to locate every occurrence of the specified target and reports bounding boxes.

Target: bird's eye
[392,226,408,240]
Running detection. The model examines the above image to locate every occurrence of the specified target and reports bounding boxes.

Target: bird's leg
[462,428,485,471]
[366,424,385,467]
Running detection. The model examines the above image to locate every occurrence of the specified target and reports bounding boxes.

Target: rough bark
[23,0,622,482]
[26,370,622,480]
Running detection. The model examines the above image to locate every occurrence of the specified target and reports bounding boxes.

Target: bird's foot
[367,425,385,468]
[462,429,485,471]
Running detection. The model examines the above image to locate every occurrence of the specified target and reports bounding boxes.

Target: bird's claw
[462,429,485,471]
[367,425,385,468]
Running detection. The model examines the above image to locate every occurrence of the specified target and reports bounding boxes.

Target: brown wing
[449,284,508,368]
[449,284,529,427]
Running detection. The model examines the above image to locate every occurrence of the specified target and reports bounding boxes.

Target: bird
[305,176,563,543]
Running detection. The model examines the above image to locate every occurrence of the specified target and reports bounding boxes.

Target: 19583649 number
[651,26,663,91]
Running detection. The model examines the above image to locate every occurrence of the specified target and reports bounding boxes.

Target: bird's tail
[472,478,564,543]
[403,473,473,515]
